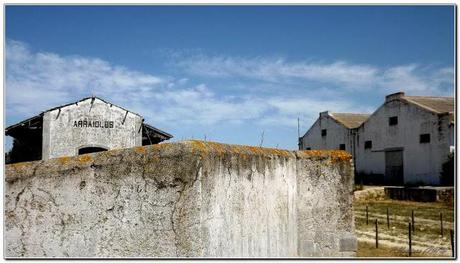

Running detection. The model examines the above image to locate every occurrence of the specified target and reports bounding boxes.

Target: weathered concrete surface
[42,97,143,159]
[5,141,356,258]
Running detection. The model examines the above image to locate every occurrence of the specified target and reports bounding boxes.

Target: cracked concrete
[5,140,356,258]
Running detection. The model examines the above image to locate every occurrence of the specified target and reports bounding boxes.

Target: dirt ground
[354,187,455,258]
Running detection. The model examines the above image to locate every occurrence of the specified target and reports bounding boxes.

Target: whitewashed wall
[355,99,453,185]
[42,98,143,159]
[5,141,356,258]
[300,112,354,154]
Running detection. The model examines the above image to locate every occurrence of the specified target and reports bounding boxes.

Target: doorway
[385,150,404,185]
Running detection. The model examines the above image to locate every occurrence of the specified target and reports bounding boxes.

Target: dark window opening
[78,147,108,155]
[389,116,398,126]
[339,144,346,150]
[321,129,327,137]
[420,134,431,143]
[306,147,311,150]
[365,140,372,149]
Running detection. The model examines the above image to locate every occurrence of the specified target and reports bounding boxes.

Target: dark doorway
[385,150,404,185]
[78,147,107,155]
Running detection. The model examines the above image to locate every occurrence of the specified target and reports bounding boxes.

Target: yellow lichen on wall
[57,156,71,165]
[5,141,352,183]
[186,140,293,158]
[206,141,227,156]
[297,149,352,163]
[134,146,146,153]
[188,140,211,157]
[78,155,93,163]
[9,161,29,169]
[7,161,31,174]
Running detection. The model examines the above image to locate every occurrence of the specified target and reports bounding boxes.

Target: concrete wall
[5,141,356,258]
[42,98,143,160]
[300,112,354,154]
[355,99,452,185]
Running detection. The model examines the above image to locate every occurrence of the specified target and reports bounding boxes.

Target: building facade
[6,97,173,162]
[298,112,370,161]
[299,92,454,186]
[355,92,454,185]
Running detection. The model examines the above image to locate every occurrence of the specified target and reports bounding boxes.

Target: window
[339,144,346,150]
[420,134,430,143]
[78,147,107,155]
[389,116,398,126]
[306,147,311,150]
[321,129,327,137]
[364,140,372,149]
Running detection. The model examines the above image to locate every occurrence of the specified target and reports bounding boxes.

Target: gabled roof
[6,96,173,140]
[143,123,173,139]
[6,96,143,133]
[46,96,143,117]
[329,113,371,129]
[403,96,454,114]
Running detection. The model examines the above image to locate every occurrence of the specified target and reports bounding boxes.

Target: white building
[355,92,454,185]
[298,112,370,159]
[6,97,173,162]
[299,92,454,186]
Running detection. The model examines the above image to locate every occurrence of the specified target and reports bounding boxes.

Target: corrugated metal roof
[403,96,454,114]
[329,113,370,129]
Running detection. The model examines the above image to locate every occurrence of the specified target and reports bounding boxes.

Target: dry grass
[355,198,454,258]
[357,241,433,257]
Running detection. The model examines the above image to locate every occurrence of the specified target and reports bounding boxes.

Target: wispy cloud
[6,40,165,116]
[5,39,454,149]
[6,40,360,131]
[175,54,378,88]
[174,53,454,95]
[380,64,454,95]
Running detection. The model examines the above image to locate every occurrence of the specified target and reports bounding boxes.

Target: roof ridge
[45,96,143,118]
[404,95,454,99]
[6,96,148,133]
[328,112,370,129]
[330,112,371,115]
[401,96,454,114]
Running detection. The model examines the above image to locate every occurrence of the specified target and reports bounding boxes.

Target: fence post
[411,210,415,233]
[375,219,379,248]
[387,207,390,229]
[440,212,443,237]
[408,222,412,257]
[366,205,369,225]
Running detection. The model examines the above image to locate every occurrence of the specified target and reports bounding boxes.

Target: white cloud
[6,40,166,117]
[6,39,453,140]
[176,54,378,88]
[380,64,454,95]
[175,53,454,95]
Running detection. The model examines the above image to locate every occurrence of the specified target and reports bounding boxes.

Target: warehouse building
[6,97,172,163]
[298,111,370,162]
[355,92,454,185]
[299,92,454,186]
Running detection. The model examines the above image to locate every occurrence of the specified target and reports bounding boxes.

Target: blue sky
[5,5,455,150]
